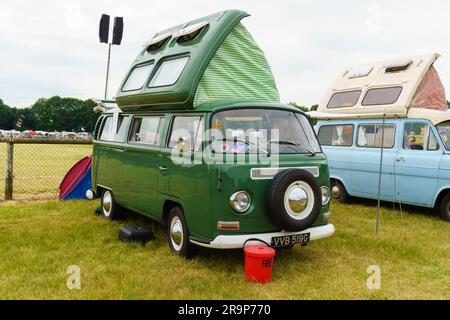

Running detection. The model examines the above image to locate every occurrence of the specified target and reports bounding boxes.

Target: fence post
[5,140,14,201]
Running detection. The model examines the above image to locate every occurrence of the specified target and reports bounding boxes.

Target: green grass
[0,143,92,201]
[0,198,449,299]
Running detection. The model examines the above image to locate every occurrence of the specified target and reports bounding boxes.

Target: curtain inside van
[193,23,280,107]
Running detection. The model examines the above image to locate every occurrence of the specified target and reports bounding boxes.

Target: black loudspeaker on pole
[99,14,124,99]
[113,17,124,45]
[99,14,110,44]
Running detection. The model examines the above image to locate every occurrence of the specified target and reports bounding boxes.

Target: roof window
[175,21,209,44]
[384,59,413,73]
[146,32,172,52]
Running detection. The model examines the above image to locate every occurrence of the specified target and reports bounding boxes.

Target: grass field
[0,143,92,201]
[0,198,448,300]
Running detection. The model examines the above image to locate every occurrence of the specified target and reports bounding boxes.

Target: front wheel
[330,180,349,203]
[439,193,450,222]
[166,206,197,258]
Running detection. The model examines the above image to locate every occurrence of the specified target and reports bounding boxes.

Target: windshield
[210,109,321,154]
[437,121,450,150]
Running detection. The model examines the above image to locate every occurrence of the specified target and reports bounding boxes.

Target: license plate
[270,233,310,247]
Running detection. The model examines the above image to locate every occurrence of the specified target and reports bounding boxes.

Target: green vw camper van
[91,10,335,257]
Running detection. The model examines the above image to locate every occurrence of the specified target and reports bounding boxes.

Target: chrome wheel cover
[331,185,341,199]
[170,216,184,252]
[102,191,112,217]
[283,181,314,220]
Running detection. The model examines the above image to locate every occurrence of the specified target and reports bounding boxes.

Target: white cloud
[0,0,449,108]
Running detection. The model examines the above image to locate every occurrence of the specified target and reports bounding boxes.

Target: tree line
[0,97,100,133]
[1,97,449,133]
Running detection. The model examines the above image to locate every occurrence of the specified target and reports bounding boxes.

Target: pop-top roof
[115,10,279,111]
[309,53,449,124]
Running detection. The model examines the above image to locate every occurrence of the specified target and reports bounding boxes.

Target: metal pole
[104,43,112,100]
[5,140,14,201]
[376,114,386,235]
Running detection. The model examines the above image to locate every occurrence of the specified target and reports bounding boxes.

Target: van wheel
[439,193,450,222]
[330,180,349,203]
[166,206,197,258]
[101,190,122,220]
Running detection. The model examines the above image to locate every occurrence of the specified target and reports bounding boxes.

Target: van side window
[403,122,440,151]
[129,116,163,145]
[100,117,113,141]
[357,124,395,148]
[168,116,203,152]
[318,125,354,146]
[100,116,130,142]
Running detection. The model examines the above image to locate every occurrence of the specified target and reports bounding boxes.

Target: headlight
[229,191,251,213]
[321,186,331,205]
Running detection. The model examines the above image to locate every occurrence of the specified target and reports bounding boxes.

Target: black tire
[266,169,321,232]
[439,193,450,222]
[330,179,349,203]
[100,190,122,220]
[166,206,197,258]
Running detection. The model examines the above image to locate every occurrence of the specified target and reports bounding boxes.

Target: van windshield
[437,121,450,150]
[211,109,321,154]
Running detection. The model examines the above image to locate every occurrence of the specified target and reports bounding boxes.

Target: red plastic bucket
[244,244,276,283]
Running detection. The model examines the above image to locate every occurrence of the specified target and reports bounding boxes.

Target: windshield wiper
[270,140,316,157]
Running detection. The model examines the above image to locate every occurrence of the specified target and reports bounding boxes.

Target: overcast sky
[1,0,449,108]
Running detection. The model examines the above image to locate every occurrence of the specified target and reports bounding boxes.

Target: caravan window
[318,125,354,147]
[357,124,395,148]
[362,87,402,106]
[122,63,154,92]
[149,56,189,87]
[327,90,361,108]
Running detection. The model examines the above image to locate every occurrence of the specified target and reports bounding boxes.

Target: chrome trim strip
[250,167,320,180]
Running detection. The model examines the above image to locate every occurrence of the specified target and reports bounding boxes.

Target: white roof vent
[347,65,374,79]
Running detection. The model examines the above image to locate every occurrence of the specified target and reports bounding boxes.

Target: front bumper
[190,223,335,249]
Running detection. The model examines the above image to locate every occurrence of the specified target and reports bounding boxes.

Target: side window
[148,56,189,88]
[122,63,154,92]
[403,122,440,151]
[99,117,113,141]
[115,116,130,142]
[357,124,395,148]
[168,116,203,152]
[100,116,130,142]
[129,116,163,145]
[327,90,361,109]
[428,130,440,151]
[318,125,354,147]
[362,87,403,106]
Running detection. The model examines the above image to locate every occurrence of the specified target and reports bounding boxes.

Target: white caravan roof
[309,53,449,124]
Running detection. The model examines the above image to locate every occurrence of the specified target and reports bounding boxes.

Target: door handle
[395,156,405,162]
[159,166,168,172]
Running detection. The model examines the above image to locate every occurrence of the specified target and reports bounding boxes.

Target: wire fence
[0,139,92,202]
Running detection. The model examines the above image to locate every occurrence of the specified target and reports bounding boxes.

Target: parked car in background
[310,53,450,221]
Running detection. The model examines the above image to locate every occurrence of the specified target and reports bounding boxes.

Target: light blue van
[310,53,450,221]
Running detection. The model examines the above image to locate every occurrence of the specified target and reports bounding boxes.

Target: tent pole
[376,114,386,235]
